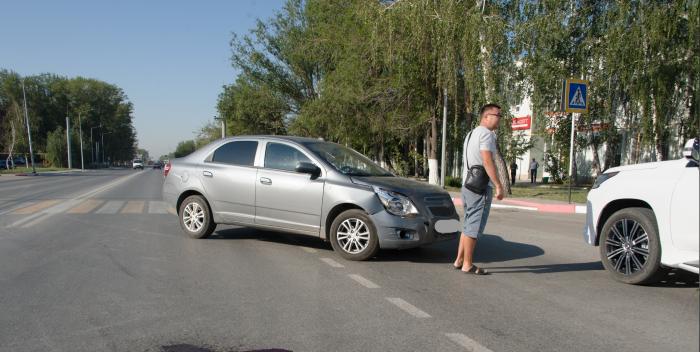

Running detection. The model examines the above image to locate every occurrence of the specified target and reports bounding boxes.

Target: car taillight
[163,162,171,177]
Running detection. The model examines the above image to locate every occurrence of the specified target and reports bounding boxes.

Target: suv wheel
[179,195,216,239]
[330,209,379,261]
[599,207,663,285]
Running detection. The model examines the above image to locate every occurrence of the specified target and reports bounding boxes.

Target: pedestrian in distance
[529,158,539,183]
[453,103,505,275]
[510,160,517,185]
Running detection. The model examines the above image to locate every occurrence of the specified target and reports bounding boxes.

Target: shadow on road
[647,269,700,288]
[209,227,333,251]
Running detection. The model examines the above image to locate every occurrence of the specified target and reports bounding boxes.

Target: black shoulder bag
[463,131,490,195]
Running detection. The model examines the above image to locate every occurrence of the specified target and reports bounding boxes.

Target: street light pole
[78,113,84,171]
[440,87,447,188]
[21,80,36,174]
[101,131,113,167]
[568,113,577,204]
[66,116,72,169]
[214,116,225,139]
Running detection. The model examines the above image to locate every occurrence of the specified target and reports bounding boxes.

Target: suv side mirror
[295,162,321,178]
[682,138,699,161]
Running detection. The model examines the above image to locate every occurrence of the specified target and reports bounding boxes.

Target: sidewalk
[448,190,587,214]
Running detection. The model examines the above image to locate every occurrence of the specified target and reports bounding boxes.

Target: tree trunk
[651,94,666,161]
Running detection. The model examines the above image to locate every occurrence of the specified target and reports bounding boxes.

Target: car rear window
[211,141,258,166]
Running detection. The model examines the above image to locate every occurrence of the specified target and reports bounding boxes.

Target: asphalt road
[0,169,697,352]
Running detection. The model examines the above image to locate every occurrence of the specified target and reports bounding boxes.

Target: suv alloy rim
[605,218,649,275]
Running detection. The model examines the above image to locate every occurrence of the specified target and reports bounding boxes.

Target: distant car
[162,136,460,261]
[584,138,699,284]
[132,159,144,169]
[13,156,26,166]
[0,159,15,169]
[153,161,162,170]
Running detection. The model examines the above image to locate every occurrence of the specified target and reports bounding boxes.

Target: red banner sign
[512,116,531,130]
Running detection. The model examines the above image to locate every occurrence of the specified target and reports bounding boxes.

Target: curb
[451,197,586,214]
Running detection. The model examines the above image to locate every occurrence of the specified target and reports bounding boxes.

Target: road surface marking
[301,247,318,253]
[12,200,60,214]
[386,297,431,318]
[0,201,32,216]
[348,274,380,288]
[148,201,168,214]
[445,333,494,352]
[121,201,145,214]
[67,199,104,214]
[320,257,344,268]
[96,200,125,214]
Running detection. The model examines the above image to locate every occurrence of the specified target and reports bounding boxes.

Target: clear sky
[0,0,286,158]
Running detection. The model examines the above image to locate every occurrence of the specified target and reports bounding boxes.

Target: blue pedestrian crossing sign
[564,79,588,113]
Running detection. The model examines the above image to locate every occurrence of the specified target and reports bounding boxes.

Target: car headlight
[373,187,419,217]
[592,171,619,189]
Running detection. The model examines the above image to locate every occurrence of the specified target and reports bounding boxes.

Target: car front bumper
[370,210,460,249]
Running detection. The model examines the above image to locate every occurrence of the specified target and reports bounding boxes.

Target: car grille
[428,205,456,217]
[423,194,457,217]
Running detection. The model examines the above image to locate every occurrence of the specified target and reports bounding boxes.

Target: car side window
[211,141,258,166]
[264,142,312,172]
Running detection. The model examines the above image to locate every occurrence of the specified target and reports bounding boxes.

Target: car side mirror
[295,162,321,179]
[682,138,699,161]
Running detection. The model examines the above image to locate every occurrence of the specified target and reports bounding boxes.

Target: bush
[445,176,462,188]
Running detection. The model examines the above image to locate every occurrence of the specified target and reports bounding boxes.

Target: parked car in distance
[584,138,699,284]
[13,156,26,166]
[152,161,162,170]
[132,159,144,170]
[162,136,461,261]
[0,159,15,169]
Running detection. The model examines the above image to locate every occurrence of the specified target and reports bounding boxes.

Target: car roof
[228,135,326,144]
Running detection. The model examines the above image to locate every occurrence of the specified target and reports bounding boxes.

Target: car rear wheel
[599,207,663,285]
[330,209,379,261]
[179,195,216,239]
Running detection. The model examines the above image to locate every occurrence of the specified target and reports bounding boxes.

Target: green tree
[173,140,196,158]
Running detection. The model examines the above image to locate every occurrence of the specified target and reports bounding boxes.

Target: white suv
[132,159,144,170]
[584,138,699,284]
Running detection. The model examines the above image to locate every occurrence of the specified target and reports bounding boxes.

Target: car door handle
[260,177,272,185]
[202,170,213,178]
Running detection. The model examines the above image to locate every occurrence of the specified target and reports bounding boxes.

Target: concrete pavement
[0,170,697,352]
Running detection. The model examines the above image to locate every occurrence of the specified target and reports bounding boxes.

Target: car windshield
[303,142,392,177]
[134,159,142,163]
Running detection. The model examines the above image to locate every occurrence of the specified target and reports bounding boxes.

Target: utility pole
[66,116,72,169]
[214,116,225,139]
[21,80,36,174]
[440,88,447,188]
[90,125,101,167]
[78,113,84,171]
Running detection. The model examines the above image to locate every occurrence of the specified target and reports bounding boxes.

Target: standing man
[454,103,505,275]
[510,160,518,185]
[529,158,539,184]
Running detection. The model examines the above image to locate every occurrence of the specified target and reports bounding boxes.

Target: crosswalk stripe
[147,201,168,214]
[121,201,145,214]
[13,200,60,214]
[67,199,104,214]
[95,200,125,214]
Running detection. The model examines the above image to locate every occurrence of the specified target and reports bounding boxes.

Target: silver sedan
[162,135,460,260]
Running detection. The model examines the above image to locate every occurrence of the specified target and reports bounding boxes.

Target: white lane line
[20,213,53,228]
[0,201,32,216]
[301,247,318,253]
[348,274,380,288]
[575,205,587,214]
[147,201,168,214]
[386,297,431,318]
[445,333,494,352]
[320,257,344,268]
[95,200,125,214]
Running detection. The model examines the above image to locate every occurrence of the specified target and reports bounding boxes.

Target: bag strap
[465,131,473,170]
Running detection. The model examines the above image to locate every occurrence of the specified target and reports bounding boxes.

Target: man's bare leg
[461,235,478,272]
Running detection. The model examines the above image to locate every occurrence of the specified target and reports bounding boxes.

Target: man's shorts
[461,186,493,239]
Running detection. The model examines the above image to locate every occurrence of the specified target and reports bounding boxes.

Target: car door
[255,141,324,235]
[200,140,259,224]
[669,161,699,251]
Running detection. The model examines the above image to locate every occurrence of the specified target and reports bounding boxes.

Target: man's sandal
[463,265,488,275]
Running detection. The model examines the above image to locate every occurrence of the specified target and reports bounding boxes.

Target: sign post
[563,79,588,203]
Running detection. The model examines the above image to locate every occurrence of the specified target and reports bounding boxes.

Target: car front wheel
[179,195,216,239]
[599,207,663,285]
[330,209,379,261]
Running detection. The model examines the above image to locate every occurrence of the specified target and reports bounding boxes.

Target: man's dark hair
[479,103,501,117]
